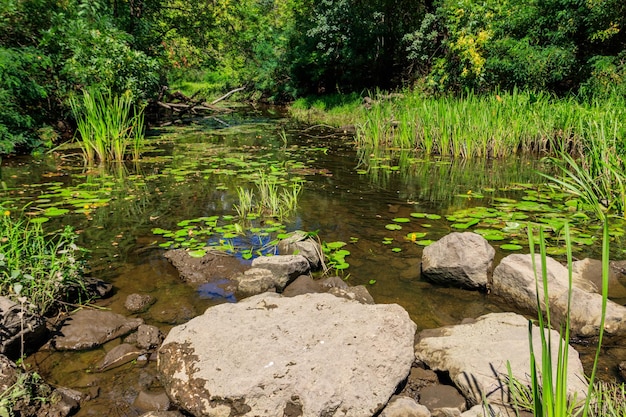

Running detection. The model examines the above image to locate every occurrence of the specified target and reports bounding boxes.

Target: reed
[69,88,145,163]
[355,89,626,159]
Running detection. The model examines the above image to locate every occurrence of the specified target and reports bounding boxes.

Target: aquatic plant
[69,88,145,163]
[254,172,302,220]
[0,210,86,315]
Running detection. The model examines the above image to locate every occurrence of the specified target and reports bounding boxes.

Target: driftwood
[156,86,245,117]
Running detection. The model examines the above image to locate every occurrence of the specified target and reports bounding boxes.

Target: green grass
[0,210,87,315]
[69,88,145,163]
[289,93,363,127]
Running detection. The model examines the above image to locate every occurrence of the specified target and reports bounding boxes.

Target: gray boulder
[415,312,587,409]
[51,309,143,350]
[492,254,626,336]
[278,231,323,270]
[421,233,494,290]
[158,292,417,417]
[251,254,310,291]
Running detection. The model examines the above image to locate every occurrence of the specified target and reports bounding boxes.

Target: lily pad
[385,224,403,231]
[392,217,411,223]
[500,244,523,251]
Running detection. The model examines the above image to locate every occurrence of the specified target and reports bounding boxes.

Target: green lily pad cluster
[379,184,626,256]
[322,241,351,271]
[152,216,288,259]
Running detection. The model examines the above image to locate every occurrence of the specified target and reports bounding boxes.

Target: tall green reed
[69,88,145,163]
[356,89,625,159]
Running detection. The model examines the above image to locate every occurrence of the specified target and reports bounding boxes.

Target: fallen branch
[210,86,246,105]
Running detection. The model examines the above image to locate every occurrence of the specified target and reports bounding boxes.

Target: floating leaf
[416,239,434,246]
[30,217,50,224]
[326,241,347,250]
[425,214,441,220]
[410,212,427,218]
[392,217,410,223]
[44,207,69,217]
[188,249,206,258]
[385,224,403,231]
[500,244,523,251]
[391,247,402,253]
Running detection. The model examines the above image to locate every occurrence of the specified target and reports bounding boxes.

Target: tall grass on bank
[353,90,626,159]
[505,125,624,415]
[69,88,145,163]
[545,120,626,218]
[0,210,86,315]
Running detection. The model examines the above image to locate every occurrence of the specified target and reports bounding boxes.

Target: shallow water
[2,106,624,415]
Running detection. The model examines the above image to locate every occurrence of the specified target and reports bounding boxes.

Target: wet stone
[51,309,143,351]
[125,294,156,313]
[133,390,171,412]
[136,324,164,350]
[97,343,144,372]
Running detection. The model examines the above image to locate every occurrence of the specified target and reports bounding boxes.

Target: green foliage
[0,210,86,316]
[0,48,53,154]
[0,371,46,417]
[69,88,146,162]
[42,0,161,99]
[407,0,626,95]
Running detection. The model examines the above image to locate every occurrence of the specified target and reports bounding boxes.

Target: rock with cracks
[415,312,587,409]
[421,232,494,290]
[492,254,626,337]
[158,292,417,417]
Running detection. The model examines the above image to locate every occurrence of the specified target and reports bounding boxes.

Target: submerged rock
[158,292,417,417]
[421,233,494,290]
[51,309,143,350]
[97,343,144,372]
[125,293,156,313]
[164,249,247,283]
[415,312,587,409]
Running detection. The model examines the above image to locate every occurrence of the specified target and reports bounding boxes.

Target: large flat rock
[158,292,417,417]
[415,312,588,409]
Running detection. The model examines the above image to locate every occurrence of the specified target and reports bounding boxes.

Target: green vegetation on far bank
[2,0,626,156]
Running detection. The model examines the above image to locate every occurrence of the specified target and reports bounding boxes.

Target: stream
[1,106,624,415]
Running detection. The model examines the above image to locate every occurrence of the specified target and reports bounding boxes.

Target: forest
[1,0,625,155]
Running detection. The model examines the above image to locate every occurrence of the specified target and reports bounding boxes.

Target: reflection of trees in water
[358,148,546,207]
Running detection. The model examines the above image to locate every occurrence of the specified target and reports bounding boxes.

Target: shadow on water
[0,105,624,415]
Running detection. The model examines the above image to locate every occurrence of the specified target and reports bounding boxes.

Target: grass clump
[69,88,145,163]
[0,210,86,316]
[235,171,303,221]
